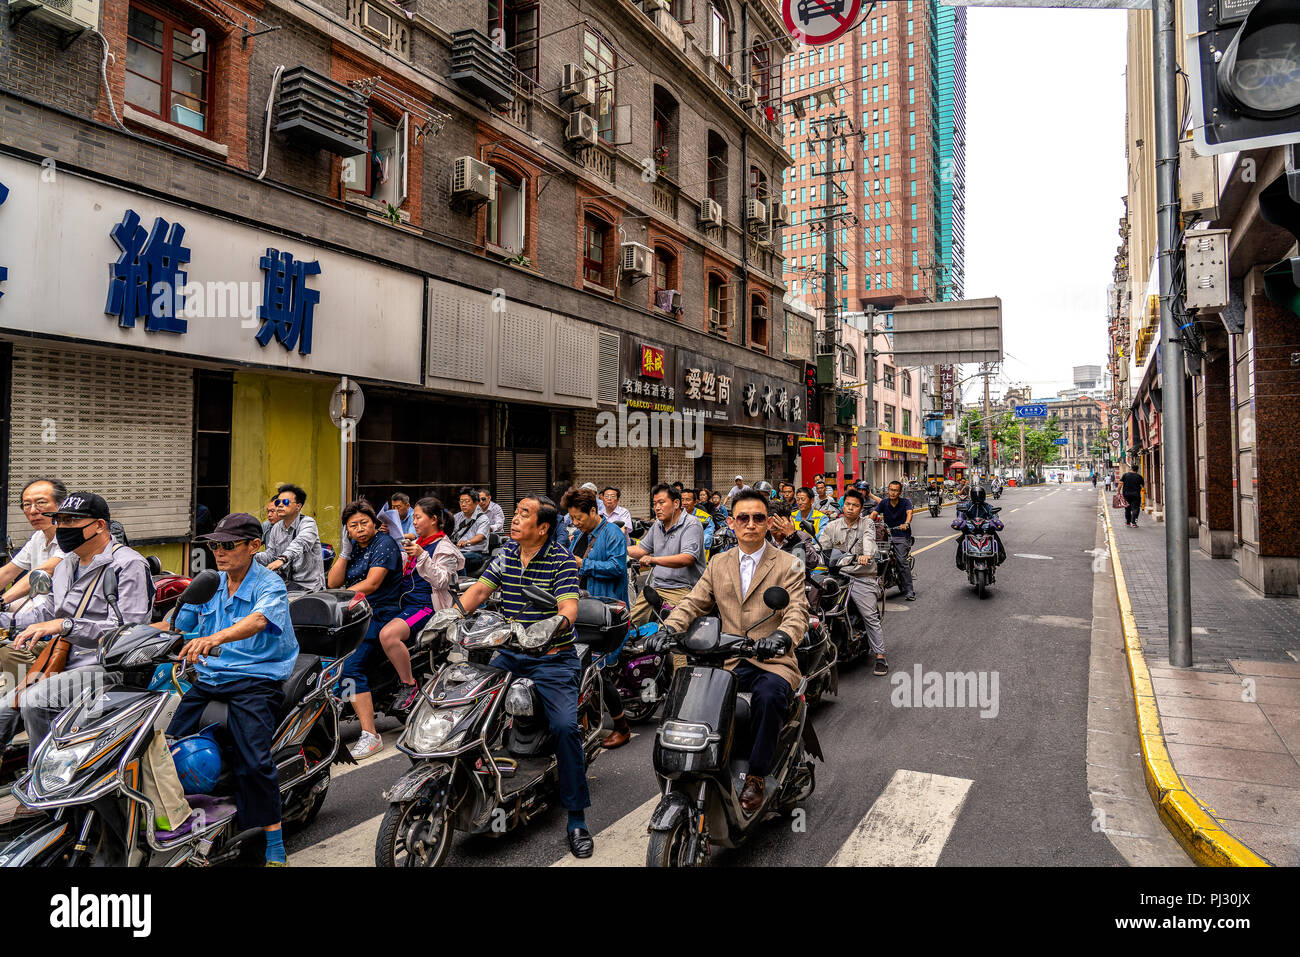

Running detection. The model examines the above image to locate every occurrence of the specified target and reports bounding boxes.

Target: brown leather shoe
[740,774,765,813]
[601,729,631,749]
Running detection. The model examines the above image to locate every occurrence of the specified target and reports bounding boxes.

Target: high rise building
[779,0,967,314]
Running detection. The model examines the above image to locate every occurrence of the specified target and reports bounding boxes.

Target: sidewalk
[1106,498,1300,866]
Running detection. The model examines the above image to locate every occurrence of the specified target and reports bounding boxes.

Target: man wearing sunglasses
[0,492,154,751]
[255,484,325,593]
[651,489,808,814]
[475,488,505,534]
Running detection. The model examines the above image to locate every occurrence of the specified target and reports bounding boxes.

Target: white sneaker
[349,730,384,760]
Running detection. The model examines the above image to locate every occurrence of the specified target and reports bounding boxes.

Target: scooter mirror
[522,584,558,611]
[102,565,119,603]
[763,586,789,611]
[642,585,663,611]
[27,569,53,597]
[177,569,220,608]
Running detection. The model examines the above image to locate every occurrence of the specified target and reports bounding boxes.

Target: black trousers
[169,677,284,829]
[1124,494,1141,525]
[733,662,790,778]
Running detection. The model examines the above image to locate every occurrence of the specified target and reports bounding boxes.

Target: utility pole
[982,364,992,485]
[864,304,877,489]
[1019,421,1026,483]
[1153,0,1192,667]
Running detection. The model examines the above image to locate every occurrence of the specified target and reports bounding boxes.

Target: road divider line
[551,795,661,867]
[828,769,973,867]
[911,533,958,556]
[1101,494,1269,867]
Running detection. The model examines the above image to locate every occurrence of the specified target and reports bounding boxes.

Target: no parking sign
[782,0,863,46]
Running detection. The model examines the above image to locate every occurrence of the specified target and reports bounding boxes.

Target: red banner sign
[640,344,665,379]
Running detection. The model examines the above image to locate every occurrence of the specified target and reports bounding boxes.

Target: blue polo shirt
[872,497,913,530]
[479,537,581,645]
[174,561,298,687]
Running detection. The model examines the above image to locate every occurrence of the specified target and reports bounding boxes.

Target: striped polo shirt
[478,537,581,644]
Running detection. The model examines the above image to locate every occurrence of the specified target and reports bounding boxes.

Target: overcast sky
[961,7,1129,403]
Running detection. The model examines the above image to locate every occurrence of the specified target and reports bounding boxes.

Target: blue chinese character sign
[0,179,8,299]
[256,247,320,356]
[1014,404,1049,419]
[105,209,190,333]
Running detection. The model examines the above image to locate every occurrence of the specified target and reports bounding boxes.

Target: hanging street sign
[1014,404,1049,419]
[782,0,863,46]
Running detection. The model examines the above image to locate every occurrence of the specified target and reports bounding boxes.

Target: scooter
[645,585,822,867]
[144,557,193,624]
[797,585,838,707]
[374,586,614,867]
[0,577,370,866]
[926,488,943,518]
[955,507,1004,599]
[810,554,877,665]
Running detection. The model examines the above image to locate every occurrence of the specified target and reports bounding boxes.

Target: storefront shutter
[711,431,765,491]
[494,450,549,522]
[7,344,193,543]
[572,409,652,518]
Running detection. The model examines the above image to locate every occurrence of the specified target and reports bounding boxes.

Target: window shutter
[597,331,620,405]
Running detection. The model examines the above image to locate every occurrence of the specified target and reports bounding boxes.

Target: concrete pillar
[1196,325,1233,557]
[1238,275,1300,595]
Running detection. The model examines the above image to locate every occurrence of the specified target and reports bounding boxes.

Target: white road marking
[292,811,385,866]
[828,769,974,867]
[551,795,661,867]
[1013,553,1054,560]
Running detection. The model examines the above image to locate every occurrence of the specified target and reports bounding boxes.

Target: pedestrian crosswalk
[290,768,977,868]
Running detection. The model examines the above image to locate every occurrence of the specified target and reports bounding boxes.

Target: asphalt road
[287,483,1130,867]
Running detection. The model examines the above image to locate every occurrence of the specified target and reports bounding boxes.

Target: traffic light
[1186,0,1300,156]
[1259,160,1300,316]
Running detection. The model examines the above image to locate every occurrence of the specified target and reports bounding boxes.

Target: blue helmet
[170,725,224,795]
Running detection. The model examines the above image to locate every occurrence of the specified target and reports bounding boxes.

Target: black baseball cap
[201,512,264,543]
[48,492,111,521]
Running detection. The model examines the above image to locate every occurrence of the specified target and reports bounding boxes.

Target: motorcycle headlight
[659,720,715,752]
[35,739,96,794]
[404,702,473,753]
[518,617,560,653]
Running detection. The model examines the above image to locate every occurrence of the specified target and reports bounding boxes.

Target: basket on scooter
[290,589,373,659]
[573,597,631,656]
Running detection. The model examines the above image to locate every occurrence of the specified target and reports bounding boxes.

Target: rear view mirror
[763,586,789,611]
[642,585,663,611]
[102,566,119,603]
[177,569,220,608]
[522,585,558,611]
[28,569,53,597]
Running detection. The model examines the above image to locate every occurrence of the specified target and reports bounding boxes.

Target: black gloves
[645,630,679,654]
[755,630,792,661]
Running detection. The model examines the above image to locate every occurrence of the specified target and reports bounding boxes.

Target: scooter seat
[734,692,752,743]
[195,654,322,729]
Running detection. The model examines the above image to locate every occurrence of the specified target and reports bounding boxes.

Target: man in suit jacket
[658,489,808,814]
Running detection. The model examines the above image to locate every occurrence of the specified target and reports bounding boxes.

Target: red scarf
[404,531,444,575]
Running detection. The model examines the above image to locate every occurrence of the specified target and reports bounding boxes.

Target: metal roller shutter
[655,444,694,493]
[494,450,549,523]
[712,431,766,490]
[7,344,193,542]
[572,410,652,518]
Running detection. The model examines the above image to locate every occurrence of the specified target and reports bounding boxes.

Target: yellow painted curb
[1101,495,1270,867]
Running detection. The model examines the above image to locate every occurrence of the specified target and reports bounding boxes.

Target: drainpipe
[738,3,751,351]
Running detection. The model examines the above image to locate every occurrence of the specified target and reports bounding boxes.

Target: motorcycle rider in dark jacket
[953,486,1006,569]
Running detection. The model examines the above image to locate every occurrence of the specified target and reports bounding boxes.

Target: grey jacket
[817,517,875,579]
[0,541,154,670]
[256,513,326,591]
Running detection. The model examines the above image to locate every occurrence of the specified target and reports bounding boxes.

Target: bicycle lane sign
[782,0,863,46]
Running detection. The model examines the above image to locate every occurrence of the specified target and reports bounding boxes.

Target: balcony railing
[652,179,677,218]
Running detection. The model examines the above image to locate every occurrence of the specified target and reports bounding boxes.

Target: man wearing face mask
[0,492,154,751]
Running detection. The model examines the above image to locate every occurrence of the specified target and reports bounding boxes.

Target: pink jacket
[412,536,466,611]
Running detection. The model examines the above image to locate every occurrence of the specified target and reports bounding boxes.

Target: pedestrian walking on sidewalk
[1120,465,1144,527]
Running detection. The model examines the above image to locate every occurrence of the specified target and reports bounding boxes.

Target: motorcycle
[926,488,943,518]
[873,519,915,599]
[0,576,370,866]
[374,585,613,867]
[955,506,1004,599]
[796,587,838,707]
[810,554,877,666]
[607,591,670,724]
[992,483,1002,500]
[645,586,822,867]
[145,557,193,624]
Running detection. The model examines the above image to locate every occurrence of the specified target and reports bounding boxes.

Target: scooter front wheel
[647,817,703,867]
[375,798,453,868]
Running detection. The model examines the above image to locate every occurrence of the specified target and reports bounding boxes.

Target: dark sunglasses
[212,540,247,551]
[732,513,767,525]
[274,498,293,507]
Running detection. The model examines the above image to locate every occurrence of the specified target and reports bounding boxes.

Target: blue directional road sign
[1053,437,1069,445]
[1014,404,1049,419]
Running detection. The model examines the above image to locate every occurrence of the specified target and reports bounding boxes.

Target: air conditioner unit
[770,201,790,225]
[360,1,393,42]
[620,242,654,278]
[644,0,670,10]
[753,303,769,321]
[450,156,493,205]
[9,0,100,35]
[737,84,757,109]
[746,199,768,226]
[562,63,595,108]
[698,198,723,229]
[650,7,686,51]
[565,111,599,148]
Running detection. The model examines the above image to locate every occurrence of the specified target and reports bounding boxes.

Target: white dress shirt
[738,541,767,597]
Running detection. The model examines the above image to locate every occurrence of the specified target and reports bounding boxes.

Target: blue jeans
[490,647,590,812]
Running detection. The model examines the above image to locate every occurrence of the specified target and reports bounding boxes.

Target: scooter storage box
[291,589,372,659]
[574,598,630,655]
